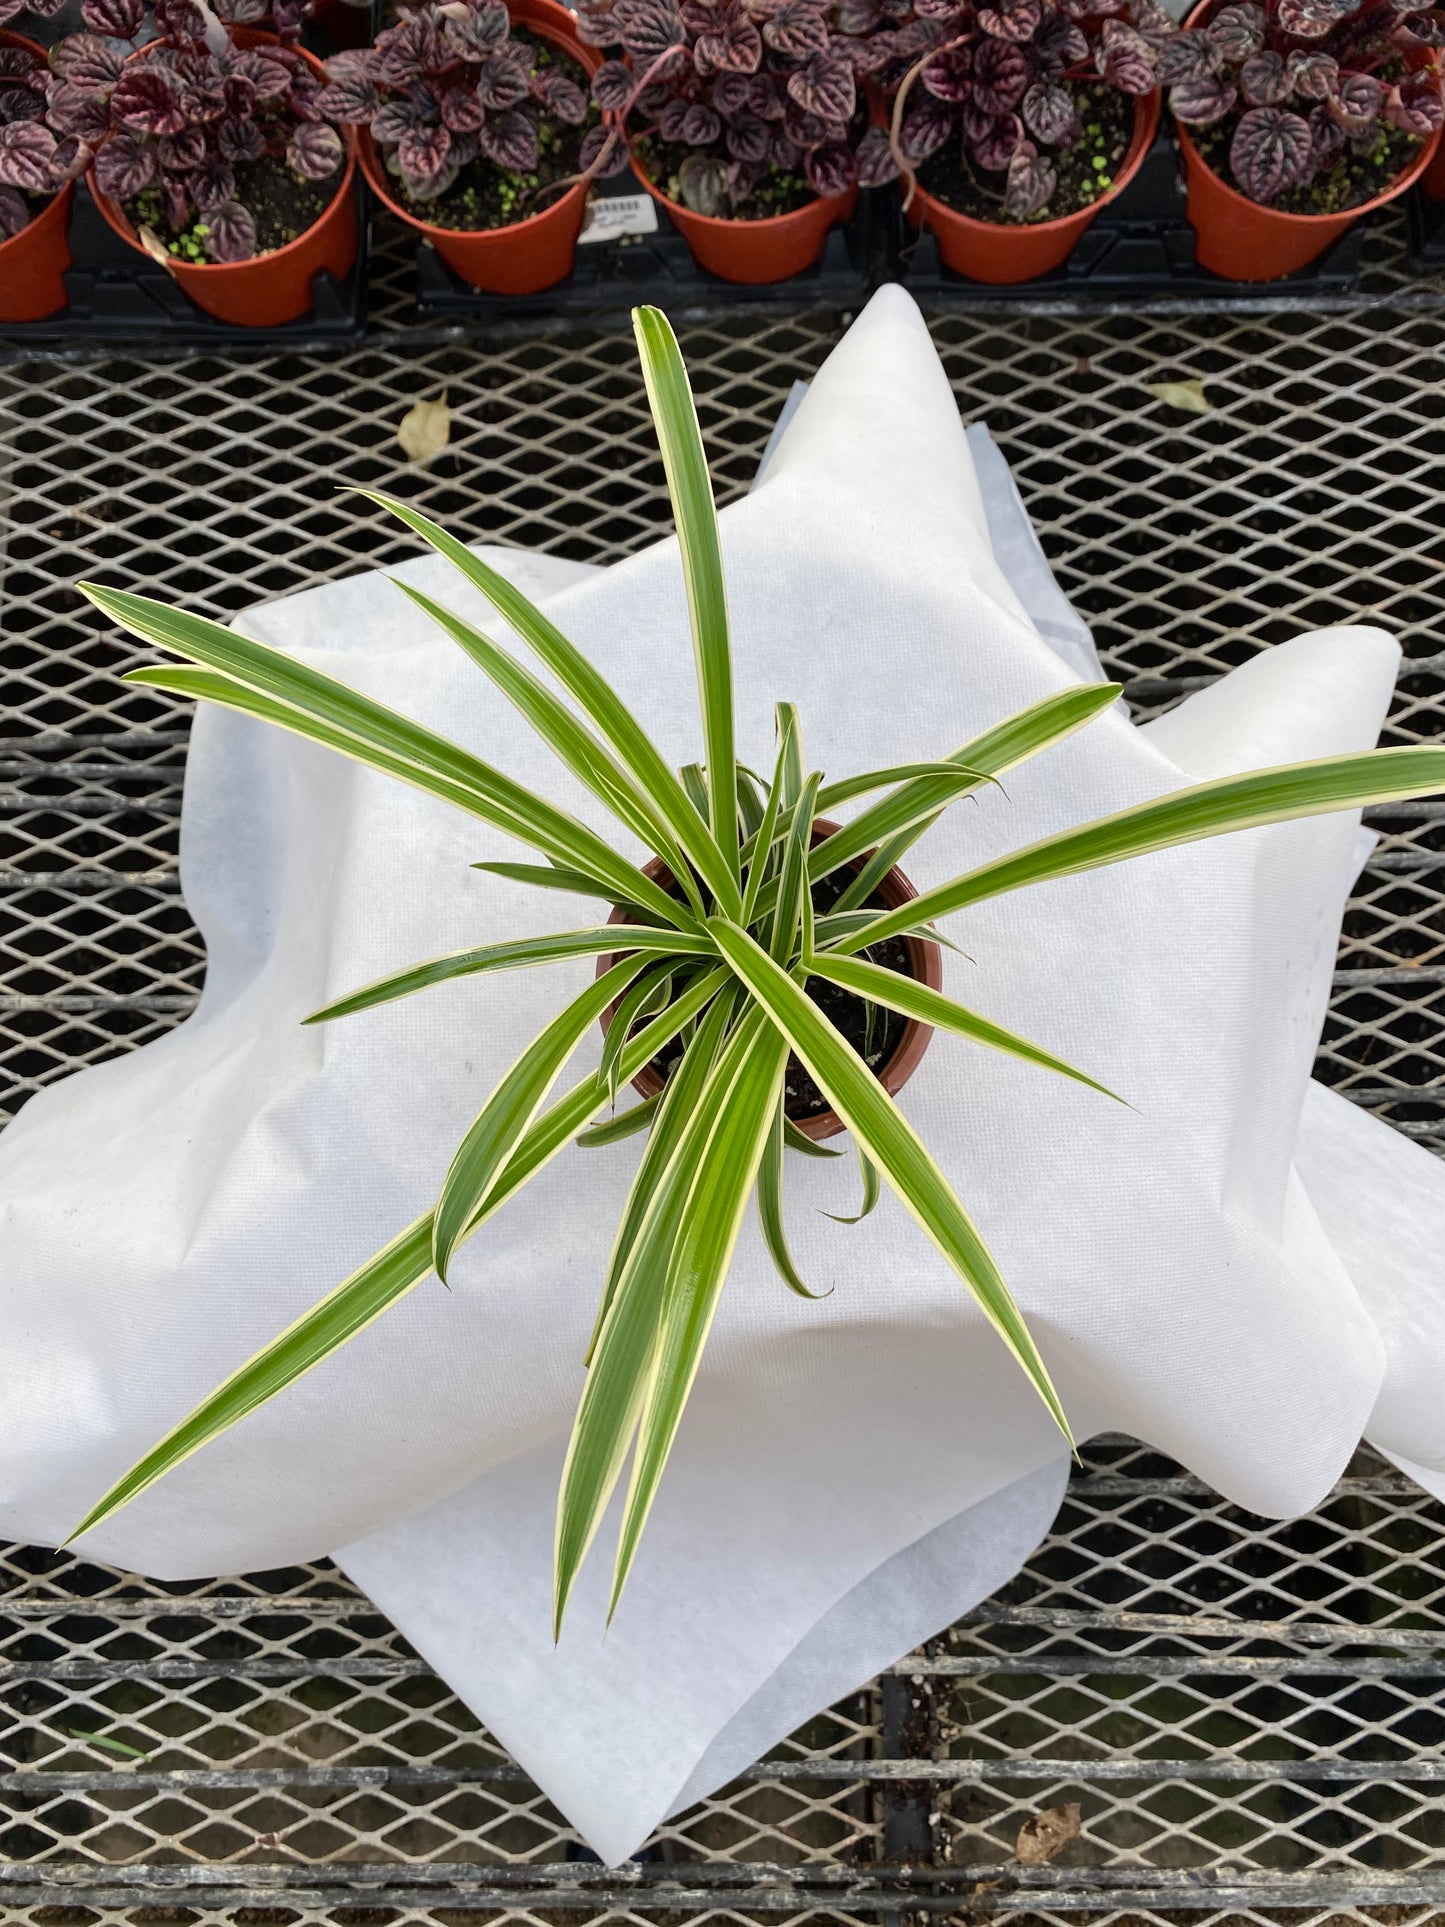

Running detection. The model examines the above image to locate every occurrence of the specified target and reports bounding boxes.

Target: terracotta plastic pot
[902,89,1160,285]
[88,28,358,327]
[597,816,944,1142]
[630,160,857,284]
[0,30,74,323]
[1177,0,1443,279]
[1426,131,1445,201]
[360,0,599,296]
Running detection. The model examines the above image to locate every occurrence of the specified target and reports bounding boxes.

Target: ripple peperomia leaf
[81,0,144,35]
[93,124,155,196]
[1002,133,1055,212]
[1207,2,1266,58]
[1229,101,1313,199]
[1239,48,1288,102]
[1021,76,1081,141]
[0,180,28,232]
[203,192,255,257]
[286,117,342,177]
[1170,67,1236,119]
[978,0,1043,37]
[0,118,57,191]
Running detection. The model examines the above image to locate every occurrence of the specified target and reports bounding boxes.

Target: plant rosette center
[601,831,937,1133]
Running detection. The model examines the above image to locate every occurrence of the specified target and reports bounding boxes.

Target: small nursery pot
[597,816,943,1143]
[359,0,600,297]
[903,89,1159,285]
[1426,132,1445,200]
[89,28,358,327]
[1177,0,1443,279]
[0,31,73,324]
[631,160,857,284]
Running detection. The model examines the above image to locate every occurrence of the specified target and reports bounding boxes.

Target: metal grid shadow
[3,293,1445,1923]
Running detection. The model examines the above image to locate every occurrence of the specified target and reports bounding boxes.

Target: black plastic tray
[894,130,1365,308]
[1405,180,1445,273]
[411,178,888,324]
[0,180,370,351]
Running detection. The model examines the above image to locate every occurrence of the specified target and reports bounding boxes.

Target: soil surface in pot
[390,30,597,231]
[1192,113,1422,216]
[640,868,913,1123]
[126,153,336,260]
[916,81,1130,223]
[633,134,814,220]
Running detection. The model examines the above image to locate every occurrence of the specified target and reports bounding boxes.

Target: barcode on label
[579,192,660,244]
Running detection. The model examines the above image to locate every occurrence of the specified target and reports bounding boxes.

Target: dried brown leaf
[398,392,451,464]
[1016,1801,1082,1865]
[1145,377,1211,415]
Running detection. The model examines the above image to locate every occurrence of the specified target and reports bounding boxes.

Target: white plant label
[579,193,659,245]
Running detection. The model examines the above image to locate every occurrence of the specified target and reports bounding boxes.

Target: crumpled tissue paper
[1,285,1443,1862]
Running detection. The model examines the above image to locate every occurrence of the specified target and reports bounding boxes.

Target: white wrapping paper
[2,286,1443,1861]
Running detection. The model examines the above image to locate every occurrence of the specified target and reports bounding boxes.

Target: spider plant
[71,307,1445,1632]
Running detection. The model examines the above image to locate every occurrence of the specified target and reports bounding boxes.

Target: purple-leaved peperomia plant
[1162,0,1443,204]
[850,0,1172,219]
[317,0,592,204]
[1,0,345,259]
[578,0,871,216]
[0,7,91,240]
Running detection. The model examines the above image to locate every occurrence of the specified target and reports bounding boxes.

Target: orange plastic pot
[360,0,600,295]
[1426,132,1445,200]
[88,28,358,326]
[631,159,857,284]
[0,30,73,323]
[903,88,1160,285]
[1177,0,1443,278]
[596,818,943,1142]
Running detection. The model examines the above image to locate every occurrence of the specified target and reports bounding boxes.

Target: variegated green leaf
[758,1100,830,1298]
[607,1008,789,1615]
[707,917,1072,1447]
[633,306,739,883]
[433,954,653,1283]
[119,653,686,932]
[392,579,705,920]
[556,993,742,1629]
[844,748,1445,954]
[306,926,712,1025]
[69,966,734,1549]
[352,488,741,919]
[808,952,1122,1102]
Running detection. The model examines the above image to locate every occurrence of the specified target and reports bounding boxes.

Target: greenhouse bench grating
[3,262,1445,1925]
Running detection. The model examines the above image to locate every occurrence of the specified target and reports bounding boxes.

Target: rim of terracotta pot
[0,28,65,242]
[1175,0,1443,220]
[596,814,943,1143]
[88,29,357,275]
[628,151,855,238]
[358,0,600,242]
[905,85,1161,240]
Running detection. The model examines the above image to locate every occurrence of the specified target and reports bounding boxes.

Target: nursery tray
[895,130,1369,312]
[0,181,371,353]
[410,179,887,329]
